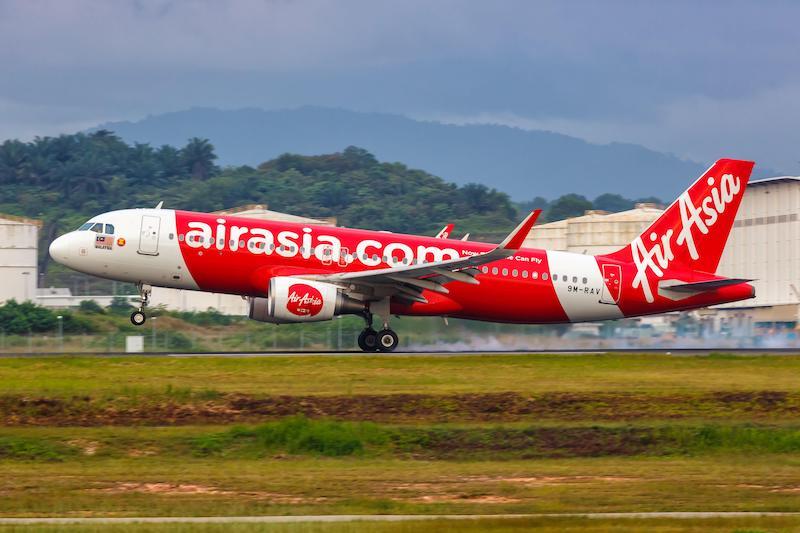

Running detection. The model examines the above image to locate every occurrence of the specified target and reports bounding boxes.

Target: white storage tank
[0,213,41,303]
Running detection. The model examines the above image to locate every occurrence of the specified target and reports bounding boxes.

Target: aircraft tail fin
[603,158,754,275]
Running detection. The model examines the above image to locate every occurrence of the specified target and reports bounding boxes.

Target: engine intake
[249,276,365,324]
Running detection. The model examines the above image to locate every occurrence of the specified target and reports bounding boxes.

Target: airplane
[49,158,756,352]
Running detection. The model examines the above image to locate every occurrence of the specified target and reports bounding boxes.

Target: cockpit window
[105,224,115,234]
[77,223,93,231]
[90,223,103,233]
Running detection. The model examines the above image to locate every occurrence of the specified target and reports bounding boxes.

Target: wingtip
[500,209,541,250]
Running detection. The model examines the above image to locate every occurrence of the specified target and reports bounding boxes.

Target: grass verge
[2,516,800,532]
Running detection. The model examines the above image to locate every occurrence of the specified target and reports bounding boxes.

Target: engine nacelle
[249,277,365,324]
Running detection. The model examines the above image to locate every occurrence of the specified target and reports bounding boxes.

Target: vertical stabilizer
[602,158,754,301]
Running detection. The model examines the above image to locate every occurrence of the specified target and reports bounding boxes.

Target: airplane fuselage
[49,207,753,325]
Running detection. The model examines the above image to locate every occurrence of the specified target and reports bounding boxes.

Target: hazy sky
[1,0,798,172]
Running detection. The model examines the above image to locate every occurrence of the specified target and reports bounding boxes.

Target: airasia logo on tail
[632,173,742,303]
[286,284,324,317]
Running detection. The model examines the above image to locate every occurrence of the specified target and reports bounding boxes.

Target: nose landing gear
[130,283,151,326]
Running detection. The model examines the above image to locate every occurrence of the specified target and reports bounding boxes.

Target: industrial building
[715,176,800,327]
[0,213,40,303]
[522,203,663,255]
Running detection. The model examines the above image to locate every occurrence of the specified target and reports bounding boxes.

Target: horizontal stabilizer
[660,278,753,293]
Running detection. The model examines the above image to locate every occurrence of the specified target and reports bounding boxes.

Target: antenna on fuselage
[154,201,164,209]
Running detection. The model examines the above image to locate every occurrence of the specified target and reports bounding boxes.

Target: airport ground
[1,352,800,532]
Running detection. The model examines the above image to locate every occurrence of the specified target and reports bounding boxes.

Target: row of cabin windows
[176,235,589,282]
[77,222,115,234]
[480,266,547,280]
[479,265,589,284]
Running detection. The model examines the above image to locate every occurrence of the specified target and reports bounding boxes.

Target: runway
[2,512,799,525]
[1,348,800,357]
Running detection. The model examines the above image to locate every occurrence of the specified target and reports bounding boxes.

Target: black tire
[130,311,146,326]
[357,328,378,352]
[377,329,399,352]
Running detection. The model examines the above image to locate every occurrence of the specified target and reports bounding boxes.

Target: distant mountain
[96,106,709,200]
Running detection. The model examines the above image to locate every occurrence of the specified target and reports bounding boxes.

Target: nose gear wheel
[130,283,152,326]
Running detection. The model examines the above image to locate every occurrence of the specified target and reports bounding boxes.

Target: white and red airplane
[49,159,755,352]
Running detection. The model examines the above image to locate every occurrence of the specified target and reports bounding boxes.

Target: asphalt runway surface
[2,512,799,525]
[1,348,799,357]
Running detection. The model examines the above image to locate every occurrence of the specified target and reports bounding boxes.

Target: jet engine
[249,276,365,324]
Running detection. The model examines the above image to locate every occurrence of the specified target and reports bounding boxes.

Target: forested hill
[0,133,518,271]
[95,106,707,200]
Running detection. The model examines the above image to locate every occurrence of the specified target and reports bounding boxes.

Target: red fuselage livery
[50,159,756,351]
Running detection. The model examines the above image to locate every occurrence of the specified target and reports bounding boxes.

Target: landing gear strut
[357,303,399,353]
[357,310,378,351]
[130,283,151,326]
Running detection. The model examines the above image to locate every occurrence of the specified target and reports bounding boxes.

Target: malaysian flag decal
[95,234,113,250]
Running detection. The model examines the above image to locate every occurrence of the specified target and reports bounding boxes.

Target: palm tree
[180,138,218,180]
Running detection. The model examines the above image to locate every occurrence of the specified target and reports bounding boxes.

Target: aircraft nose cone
[49,234,71,264]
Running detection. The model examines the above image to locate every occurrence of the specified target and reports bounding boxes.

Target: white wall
[0,218,38,303]
[718,178,800,309]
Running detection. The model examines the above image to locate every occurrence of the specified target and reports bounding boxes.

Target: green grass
[2,353,800,519]
[5,420,800,462]
[2,453,800,517]
[2,517,800,533]
[191,417,388,458]
[0,434,76,461]
[1,353,800,397]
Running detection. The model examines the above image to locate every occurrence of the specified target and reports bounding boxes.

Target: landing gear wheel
[358,328,378,352]
[130,311,146,326]
[377,329,399,352]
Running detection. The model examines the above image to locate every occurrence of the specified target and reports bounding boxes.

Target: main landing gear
[130,283,151,326]
[357,306,399,353]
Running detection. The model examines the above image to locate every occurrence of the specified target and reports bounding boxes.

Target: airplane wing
[303,210,540,304]
[434,223,454,239]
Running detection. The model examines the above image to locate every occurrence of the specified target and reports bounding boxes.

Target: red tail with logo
[602,159,754,303]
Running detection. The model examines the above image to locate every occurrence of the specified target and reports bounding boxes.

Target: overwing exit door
[600,263,622,304]
[138,215,161,256]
